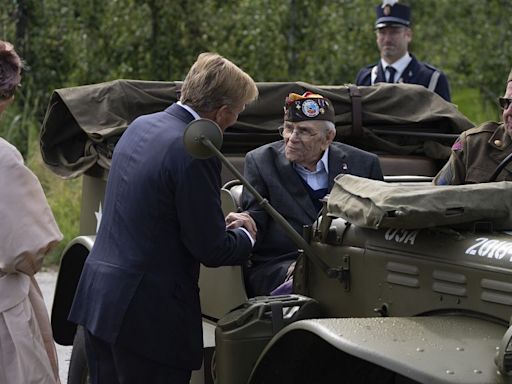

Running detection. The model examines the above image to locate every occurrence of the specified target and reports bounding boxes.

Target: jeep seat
[378,154,438,177]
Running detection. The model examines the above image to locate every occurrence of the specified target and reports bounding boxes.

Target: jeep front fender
[51,235,95,345]
[249,316,508,384]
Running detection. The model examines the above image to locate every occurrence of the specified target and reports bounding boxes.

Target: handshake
[225,212,257,242]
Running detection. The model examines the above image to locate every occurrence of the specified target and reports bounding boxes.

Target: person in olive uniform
[355,0,451,102]
[434,69,512,185]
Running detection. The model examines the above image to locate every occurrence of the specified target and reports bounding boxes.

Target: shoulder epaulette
[423,62,439,72]
[465,121,500,136]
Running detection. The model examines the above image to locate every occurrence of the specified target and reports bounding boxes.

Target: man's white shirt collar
[294,147,330,190]
[381,52,412,82]
[317,147,330,174]
[177,101,201,120]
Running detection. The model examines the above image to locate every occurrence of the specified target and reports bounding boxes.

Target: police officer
[434,69,512,185]
[355,0,451,102]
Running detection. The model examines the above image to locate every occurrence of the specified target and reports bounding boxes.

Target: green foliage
[0,0,511,266]
[24,116,81,266]
[453,88,501,126]
[2,0,511,127]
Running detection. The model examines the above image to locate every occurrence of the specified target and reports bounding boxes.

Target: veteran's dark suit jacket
[355,54,451,102]
[241,141,383,296]
[68,104,252,369]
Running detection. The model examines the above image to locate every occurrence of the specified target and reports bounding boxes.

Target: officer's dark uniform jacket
[434,122,512,185]
[355,54,451,102]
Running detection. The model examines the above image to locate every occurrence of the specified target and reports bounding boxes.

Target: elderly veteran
[434,69,512,185]
[355,0,451,101]
[226,92,383,296]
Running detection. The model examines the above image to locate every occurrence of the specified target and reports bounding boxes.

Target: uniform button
[494,139,502,146]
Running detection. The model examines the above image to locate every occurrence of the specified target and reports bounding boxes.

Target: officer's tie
[386,66,396,83]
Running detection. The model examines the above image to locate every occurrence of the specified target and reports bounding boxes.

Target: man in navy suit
[355,0,451,102]
[227,92,384,296]
[68,53,258,384]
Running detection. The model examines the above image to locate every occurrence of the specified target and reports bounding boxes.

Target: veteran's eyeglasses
[499,97,512,110]
[278,125,319,139]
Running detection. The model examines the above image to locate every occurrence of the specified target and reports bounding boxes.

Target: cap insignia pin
[302,99,320,118]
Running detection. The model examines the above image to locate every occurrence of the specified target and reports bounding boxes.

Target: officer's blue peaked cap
[375,1,411,29]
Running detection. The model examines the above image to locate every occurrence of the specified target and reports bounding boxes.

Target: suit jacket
[240,141,383,292]
[355,54,451,102]
[68,104,252,370]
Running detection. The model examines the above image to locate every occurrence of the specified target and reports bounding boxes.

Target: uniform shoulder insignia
[466,121,500,135]
[451,137,464,151]
[364,63,377,70]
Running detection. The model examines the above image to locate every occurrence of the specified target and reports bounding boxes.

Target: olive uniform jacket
[434,122,512,185]
[355,54,451,102]
[241,141,383,296]
[69,104,252,370]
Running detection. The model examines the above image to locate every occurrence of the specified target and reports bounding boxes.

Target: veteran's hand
[226,211,257,240]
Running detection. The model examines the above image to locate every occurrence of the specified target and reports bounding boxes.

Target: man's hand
[226,211,257,240]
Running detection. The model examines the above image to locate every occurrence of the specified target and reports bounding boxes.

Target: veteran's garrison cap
[284,92,335,123]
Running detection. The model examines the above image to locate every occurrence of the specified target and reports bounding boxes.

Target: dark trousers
[84,329,192,384]
[244,253,296,296]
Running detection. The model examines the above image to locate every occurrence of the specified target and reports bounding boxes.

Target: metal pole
[200,136,341,279]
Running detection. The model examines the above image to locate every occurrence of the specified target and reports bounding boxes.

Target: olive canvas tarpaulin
[40,80,182,179]
[40,80,474,179]
[327,174,512,230]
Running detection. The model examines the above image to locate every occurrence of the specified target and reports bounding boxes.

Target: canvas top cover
[40,80,474,179]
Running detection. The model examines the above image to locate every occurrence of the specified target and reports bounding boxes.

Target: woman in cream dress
[0,41,62,383]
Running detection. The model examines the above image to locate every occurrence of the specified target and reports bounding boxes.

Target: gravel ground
[36,269,73,384]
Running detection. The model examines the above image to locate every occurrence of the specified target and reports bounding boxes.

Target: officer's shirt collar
[177,101,201,120]
[381,53,412,82]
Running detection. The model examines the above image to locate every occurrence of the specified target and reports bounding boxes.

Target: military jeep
[40,80,512,384]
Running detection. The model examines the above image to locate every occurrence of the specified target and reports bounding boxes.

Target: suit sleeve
[370,156,384,181]
[175,156,252,267]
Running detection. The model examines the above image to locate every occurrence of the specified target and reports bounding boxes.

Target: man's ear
[405,27,412,43]
[326,127,336,143]
[215,105,229,119]
[212,105,231,131]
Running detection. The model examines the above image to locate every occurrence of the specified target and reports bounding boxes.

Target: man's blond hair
[180,52,258,112]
